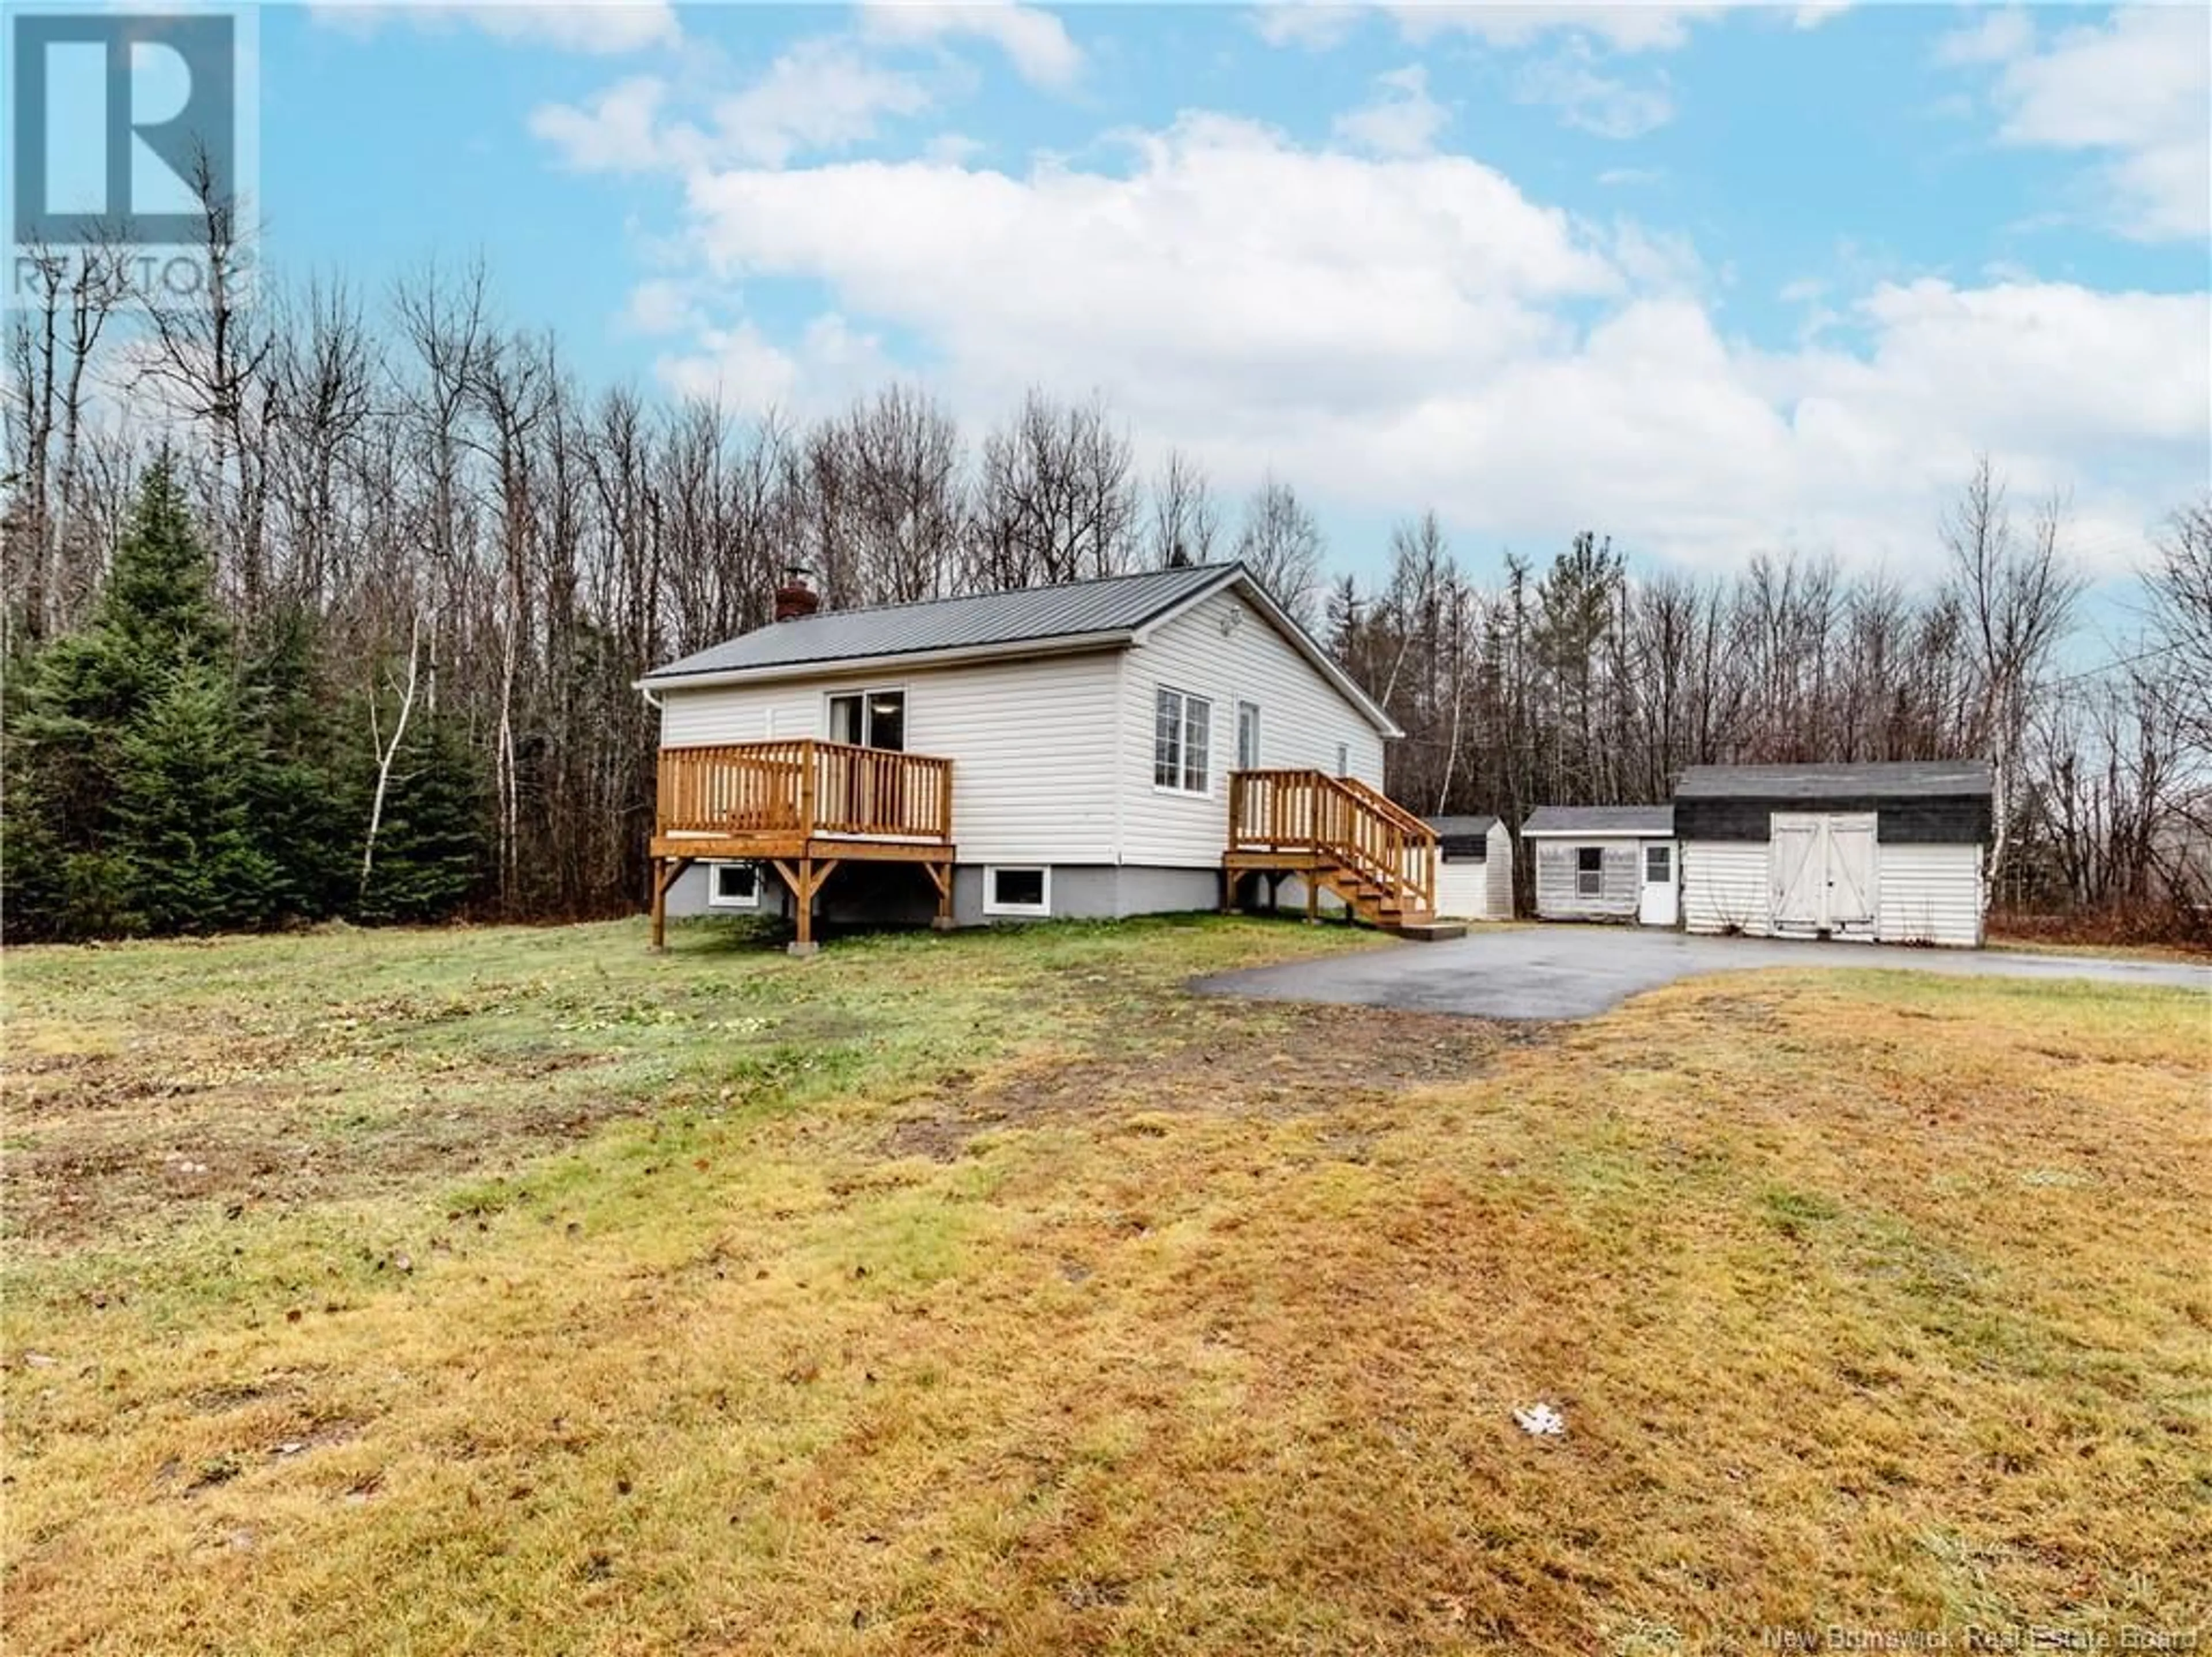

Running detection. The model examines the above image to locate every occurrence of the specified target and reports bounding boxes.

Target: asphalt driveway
[1194,925,2212,1021]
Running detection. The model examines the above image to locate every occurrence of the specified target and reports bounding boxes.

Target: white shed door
[1771,812,1879,931]
[1771,817,1824,926]
[1825,816,1877,924]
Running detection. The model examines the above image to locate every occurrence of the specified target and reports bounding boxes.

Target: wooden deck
[1226,769,1439,930]
[649,740,955,951]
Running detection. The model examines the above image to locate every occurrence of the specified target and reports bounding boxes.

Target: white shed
[1521,806,1678,926]
[1673,760,1993,947]
[1426,815,1514,920]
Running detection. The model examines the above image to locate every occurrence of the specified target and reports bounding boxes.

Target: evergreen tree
[355,712,487,924]
[240,601,354,920]
[110,661,281,931]
[2,457,277,937]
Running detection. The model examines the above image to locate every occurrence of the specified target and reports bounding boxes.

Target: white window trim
[1575,847,1604,898]
[1153,686,1214,798]
[982,865,1052,918]
[1236,699,1262,771]
[707,861,761,910]
[821,683,910,746]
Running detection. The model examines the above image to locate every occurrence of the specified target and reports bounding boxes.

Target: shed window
[1576,846,1603,897]
[708,862,759,909]
[1154,688,1211,794]
[983,865,1051,917]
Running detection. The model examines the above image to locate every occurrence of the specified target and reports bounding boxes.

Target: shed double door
[1770,813,1876,934]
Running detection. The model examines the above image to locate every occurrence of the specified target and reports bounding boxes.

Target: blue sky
[252,2,2207,599]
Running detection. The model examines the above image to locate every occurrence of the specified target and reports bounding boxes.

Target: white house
[1675,761,1993,947]
[1520,806,1679,926]
[637,563,1435,951]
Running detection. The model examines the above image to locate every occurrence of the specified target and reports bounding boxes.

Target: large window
[1576,846,1604,898]
[708,862,760,909]
[983,865,1051,917]
[826,688,905,751]
[1154,687,1211,794]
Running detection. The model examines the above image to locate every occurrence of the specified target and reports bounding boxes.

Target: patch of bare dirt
[883,1002,1545,1161]
[1,1049,644,1247]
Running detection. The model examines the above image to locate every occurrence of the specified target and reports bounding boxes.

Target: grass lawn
[3,916,2207,1655]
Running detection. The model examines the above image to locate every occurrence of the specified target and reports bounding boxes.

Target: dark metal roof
[1426,814,1499,837]
[643,563,1237,683]
[1675,760,1993,800]
[1521,805,1675,836]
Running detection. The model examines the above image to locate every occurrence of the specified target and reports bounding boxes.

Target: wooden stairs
[1226,770,1465,940]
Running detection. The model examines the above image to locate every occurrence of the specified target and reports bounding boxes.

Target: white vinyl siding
[1683,837,1983,946]
[1681,842,1772,936]
[1118,588,1387,869]
[1876,842,1984,947]
[657,651,1122,865]
[1434,828,1514,921]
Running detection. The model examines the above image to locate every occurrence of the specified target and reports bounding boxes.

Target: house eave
[634,630,1137,694]
[1131,567,1404,740]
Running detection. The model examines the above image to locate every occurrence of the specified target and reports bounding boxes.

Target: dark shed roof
[1521,805,1675,837]
[1426,814,1499,838]
[1674,760,1994,844]
[1675,760,1993,800]
[643,563,1233,683]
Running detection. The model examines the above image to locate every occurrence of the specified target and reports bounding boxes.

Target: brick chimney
[774,565,820,623]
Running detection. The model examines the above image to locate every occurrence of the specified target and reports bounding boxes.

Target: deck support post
[649,857,692,952]
[775,856,840,956]
[923,860,955,931]
[1305,864,1319,923]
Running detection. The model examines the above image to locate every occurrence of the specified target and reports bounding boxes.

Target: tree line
[5,237,2207,943]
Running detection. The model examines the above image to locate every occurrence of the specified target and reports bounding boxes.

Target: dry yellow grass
[3,919,2207,1655]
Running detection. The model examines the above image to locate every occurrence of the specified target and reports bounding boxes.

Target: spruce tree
[355,711,487,924]
[1,457,275,937]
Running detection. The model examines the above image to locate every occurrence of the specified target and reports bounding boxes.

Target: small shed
[1520,806,1677,926]
[1426,815,1514,920]
[1674,760,1992,947]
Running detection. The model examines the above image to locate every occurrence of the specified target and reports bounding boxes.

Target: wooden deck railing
[1229,769,1437,916]
[657,740,953,843]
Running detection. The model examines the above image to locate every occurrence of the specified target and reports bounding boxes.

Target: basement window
[983,865,1051,918]
[708,862,760,909]
[1577,847,1603,898]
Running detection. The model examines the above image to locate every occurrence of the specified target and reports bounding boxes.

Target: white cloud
[1392,3,1728,54]
[1516,43,1674,138]
[309,0,679,55]
[858,2,1082,89]
[711,38,934,167]
[594,109,2204,580]
[531,40,934,173]
[1250,3,1369,51]
[1332,65,1449,157]
[1944,5,2211,242]
[530,75,685,172]
[653,313,897,413]
[1933,7,2032,67]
